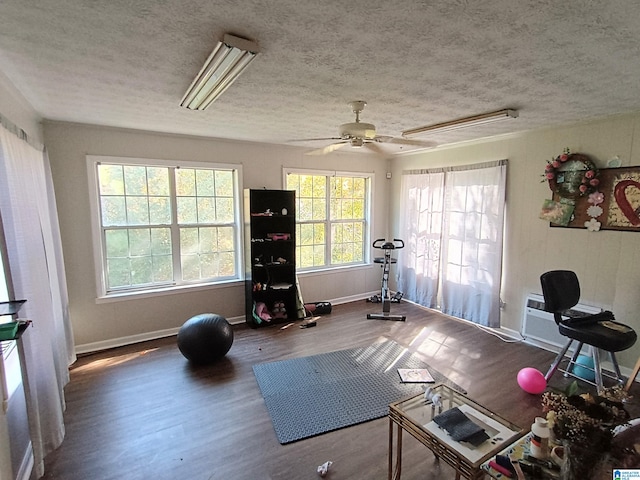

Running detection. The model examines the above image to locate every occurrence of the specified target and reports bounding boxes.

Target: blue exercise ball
[572,355,595,382]
[177,313,233,364]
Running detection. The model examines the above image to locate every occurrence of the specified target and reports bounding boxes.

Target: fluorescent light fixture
[180,33,260,110]
[402,109,519,137]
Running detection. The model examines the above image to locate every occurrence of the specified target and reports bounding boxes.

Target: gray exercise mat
[253,340,466,444]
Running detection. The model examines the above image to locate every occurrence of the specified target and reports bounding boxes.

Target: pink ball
[517,367,547,394]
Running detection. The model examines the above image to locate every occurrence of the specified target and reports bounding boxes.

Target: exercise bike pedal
[390,292,404,303]
[366,295,381,303]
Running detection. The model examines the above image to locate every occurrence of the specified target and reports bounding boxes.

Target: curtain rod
[0,111,43,151]
[403,159,507,175]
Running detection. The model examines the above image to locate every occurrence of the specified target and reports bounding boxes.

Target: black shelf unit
[244,189,300,327]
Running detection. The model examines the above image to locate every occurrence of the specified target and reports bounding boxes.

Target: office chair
[540,270,637,394]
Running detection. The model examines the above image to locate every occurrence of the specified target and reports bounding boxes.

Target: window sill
[297,263,374,277]
[95,279,243,304]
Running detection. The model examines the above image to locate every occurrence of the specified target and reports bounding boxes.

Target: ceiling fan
[290,101,436,155]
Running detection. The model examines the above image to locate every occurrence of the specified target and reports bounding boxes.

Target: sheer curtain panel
[0,118,75,478]
[397,171,444,309]
[398,160,507,327]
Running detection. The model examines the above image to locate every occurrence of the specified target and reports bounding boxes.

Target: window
[285,170,371,270]
[87,156,242,296]
[397,160,507,327]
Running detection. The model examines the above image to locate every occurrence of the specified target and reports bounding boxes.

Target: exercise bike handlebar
[372,238,404,249]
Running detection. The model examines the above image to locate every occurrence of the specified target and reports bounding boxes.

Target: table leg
[388,418,403,480]
[388,417,393,480]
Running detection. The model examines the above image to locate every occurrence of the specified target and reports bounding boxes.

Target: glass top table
[388,383,525,480]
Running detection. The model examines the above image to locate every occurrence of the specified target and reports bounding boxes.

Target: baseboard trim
[73,295,375,355]
[75,315,244,355]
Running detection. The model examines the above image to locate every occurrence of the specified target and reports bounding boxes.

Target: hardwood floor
[40,301,639,479]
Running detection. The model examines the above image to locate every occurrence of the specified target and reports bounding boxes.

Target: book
[397,368,435,383]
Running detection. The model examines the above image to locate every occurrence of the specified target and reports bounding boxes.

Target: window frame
[87,155,243,300]
[283,167,373,272]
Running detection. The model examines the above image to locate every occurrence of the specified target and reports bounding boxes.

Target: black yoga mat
[253,340,466,444]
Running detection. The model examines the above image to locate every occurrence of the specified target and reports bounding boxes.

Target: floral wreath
[544,148,600,196]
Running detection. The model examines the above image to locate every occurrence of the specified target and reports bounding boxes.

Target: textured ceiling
[2,1,640,155]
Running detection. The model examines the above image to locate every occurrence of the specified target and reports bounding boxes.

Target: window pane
[217,227,235,251]
[107,258,131,288]
[197,197,216,223]
[216,197,234,223]
[182,254,200,281]
[101,196,127,226]
[147,167,170,196]
[299,245,314,268]
[153,255,173,282]
[286,174,299,192]
[98,164,125,195]
[105,229,128,257]
[200,253,217,278]
[104,227,174,289]
[313,245,325,266]
[177,197,197,224]
[219,251,235,276]
[330,221,364,264]
[149,197,171,224]
[176,168,196,196]
[215,171,234,197]
[130,256,153,285]
[124,166,148,195]
[314,223,325,244]
[312,199,326,220]
[196,169,215,196]
[129,228,151,256]
[126,197,150,225]
[180,228,198,254]
[299,198,313,221]
[299,223,314,246]
[296,175,326,223]
[313,177,326,198]
[151,228,171,255]
[199,227,217,251]
[180,227,236,281]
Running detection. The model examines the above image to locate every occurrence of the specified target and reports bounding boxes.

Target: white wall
[389,113,640,371]
[43,122,388,351]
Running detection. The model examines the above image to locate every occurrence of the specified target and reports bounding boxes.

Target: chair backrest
[540,270,581,321]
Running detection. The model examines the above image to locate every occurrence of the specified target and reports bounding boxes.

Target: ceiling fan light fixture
[402,109,518,137]
[180,33,260,110]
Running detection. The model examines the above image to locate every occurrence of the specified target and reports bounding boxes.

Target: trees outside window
[285,170,371,270]
[88,156,241,296]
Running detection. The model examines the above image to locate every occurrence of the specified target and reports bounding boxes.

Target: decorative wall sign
[547,166,640,231]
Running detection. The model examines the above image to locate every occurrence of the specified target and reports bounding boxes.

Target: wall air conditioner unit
[522,293,602,352]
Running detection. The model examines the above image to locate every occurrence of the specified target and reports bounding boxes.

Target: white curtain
[397,171,444,310]
[0,118,75,478]
[398,160,507,327]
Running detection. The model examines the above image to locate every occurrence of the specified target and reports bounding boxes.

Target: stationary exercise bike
[366,238,406,321]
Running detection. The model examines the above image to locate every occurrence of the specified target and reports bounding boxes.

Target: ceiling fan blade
[363,142,387,155]
[305,142,348,156]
